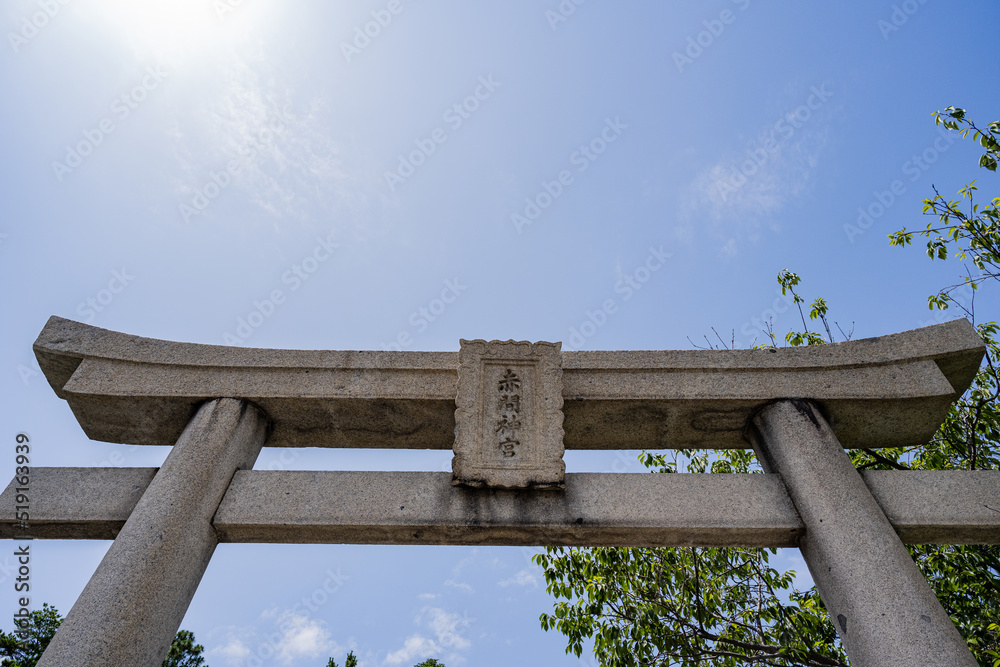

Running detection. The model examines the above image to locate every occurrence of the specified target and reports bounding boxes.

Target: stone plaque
[453,339,565,489]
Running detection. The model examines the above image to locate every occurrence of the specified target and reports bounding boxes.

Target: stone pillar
[38,398,269,667]
[749,399,976,667]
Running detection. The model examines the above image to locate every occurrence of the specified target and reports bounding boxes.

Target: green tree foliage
[889,106,1000,312]
[0,604,60,667]
[327,651,358,667]
[535,109,1000,666]
[0,604,209,667]
[327,654,443,666]
[163,629,207,667]
[536,450,849,667]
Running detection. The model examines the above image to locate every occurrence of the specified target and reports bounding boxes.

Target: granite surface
[32,316,986,450]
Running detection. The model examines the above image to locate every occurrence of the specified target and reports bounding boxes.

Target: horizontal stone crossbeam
[33,316,985,450]
[34,398,269,667]
[26,317,992,667]
[0,467,156,540]
[4,467,998,547]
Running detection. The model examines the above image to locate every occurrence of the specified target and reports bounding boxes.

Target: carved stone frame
[452,339,565,489]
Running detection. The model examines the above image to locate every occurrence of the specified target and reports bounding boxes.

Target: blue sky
[2,1,999,665]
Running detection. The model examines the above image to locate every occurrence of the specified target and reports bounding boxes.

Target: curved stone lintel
[33,316,985,449]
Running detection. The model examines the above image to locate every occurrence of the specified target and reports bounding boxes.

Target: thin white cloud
[497,568,539,588]
[678,84,838,256]
[272,610,337,665]
[207,637,251,664]
[208,608,341,667]
[385,634,439,665]
[383,608,471,665]
[444,579,475,594]
[423,608,471,651]
[718,238,738,259]
[166,48,376,237]
[450,549,479,576]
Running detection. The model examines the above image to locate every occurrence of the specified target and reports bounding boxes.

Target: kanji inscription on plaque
[453,339,565,489]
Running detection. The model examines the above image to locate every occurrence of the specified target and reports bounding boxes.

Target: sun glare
[88,0,260,62]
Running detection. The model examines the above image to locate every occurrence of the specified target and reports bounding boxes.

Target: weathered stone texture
[36,398,269,667]
[21,315,993,667]
[215,470,801,546]
[32,316,985,451]
[0,467,155,540]
[750,400,977,667]
[452,339,564,488]
[3,467,998,545]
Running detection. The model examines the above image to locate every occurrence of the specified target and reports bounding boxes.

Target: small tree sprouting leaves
[888,107,1000,312]
[535,107,999,667]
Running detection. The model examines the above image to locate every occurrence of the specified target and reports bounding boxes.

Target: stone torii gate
[4,316,999,666]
